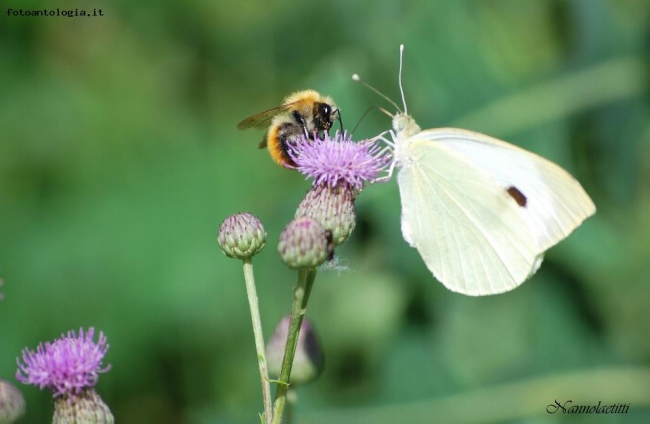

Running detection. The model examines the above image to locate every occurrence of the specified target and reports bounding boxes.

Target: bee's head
[313,102,336,131]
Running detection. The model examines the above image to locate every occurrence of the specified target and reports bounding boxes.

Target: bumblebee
[237,90,340,167]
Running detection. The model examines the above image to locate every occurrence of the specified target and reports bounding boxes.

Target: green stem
[243,258,273,424]
[285,387,297,424]
[271,267,317,424]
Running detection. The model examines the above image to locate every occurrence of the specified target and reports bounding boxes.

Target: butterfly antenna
[352,74,402,113]
[398,44,408,115]
[376,106,393,118]
[350,105,392,134]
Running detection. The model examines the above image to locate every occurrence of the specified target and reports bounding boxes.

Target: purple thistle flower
[16,328,111,398]
[287,131,390,190]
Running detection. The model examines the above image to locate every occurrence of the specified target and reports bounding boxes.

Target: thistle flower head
[218,212,266,260]
[52,389,114,424]
[296,184,356,246]
[278,217,333,269]
[288,131,390,190]
[16,328,110,398]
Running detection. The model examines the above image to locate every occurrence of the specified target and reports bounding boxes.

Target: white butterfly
[354,45,596,296]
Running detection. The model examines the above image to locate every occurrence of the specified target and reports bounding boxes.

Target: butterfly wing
[415,128,596,252]
[398,141,540,295]
[397,128,594,295]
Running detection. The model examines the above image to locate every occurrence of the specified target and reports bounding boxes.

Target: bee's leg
[308,130,322,143]
[292,110,310,140]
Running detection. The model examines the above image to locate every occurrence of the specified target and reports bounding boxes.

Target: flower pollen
[16,328,111,398]
[288,132,390,190]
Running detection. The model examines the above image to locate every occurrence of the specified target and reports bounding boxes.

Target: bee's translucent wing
[237,105,291,130]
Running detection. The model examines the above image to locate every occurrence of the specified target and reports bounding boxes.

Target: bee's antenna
[334,109,344,132]
[352,74,402,113]
[398,44,408,115]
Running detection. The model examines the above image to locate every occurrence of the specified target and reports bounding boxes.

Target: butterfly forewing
[398,138,542,295]
[412,128,596,253]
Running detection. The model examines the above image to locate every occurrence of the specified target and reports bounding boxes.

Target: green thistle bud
[266,316,324,386]
[0,379,25,424]
[278,217,332,269]
[53,389,114,424]
[218,212,266,260]
[296,184,356,246]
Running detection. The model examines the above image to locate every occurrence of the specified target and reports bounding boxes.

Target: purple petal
[16,327,110,397]
[287,131,390,190]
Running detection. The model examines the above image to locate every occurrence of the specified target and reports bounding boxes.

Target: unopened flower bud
[218,212,266,260]
[278,217,332,269]
[266,317,324,386]
[53,389,114,424]
[0,379,25,424]
[296,184,356,246]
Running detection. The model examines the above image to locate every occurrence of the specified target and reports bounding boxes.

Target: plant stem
[243,258,273,424]
[286,387,297,424]
[271,267,317,424]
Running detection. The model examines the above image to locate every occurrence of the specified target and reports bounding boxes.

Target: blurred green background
[2,0,650,422]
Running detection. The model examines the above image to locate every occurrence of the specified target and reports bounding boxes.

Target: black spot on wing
[507,186,527,207]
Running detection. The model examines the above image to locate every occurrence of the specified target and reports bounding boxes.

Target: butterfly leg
[370,155,393,182]
[371,131,395,148]
[367,131,396,184]
[371,134,395,161]
[371,157,396,184]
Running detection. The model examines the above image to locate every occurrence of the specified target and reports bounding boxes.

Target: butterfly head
[392,113,421,139]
